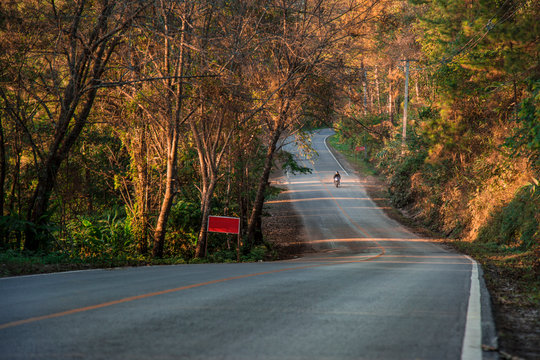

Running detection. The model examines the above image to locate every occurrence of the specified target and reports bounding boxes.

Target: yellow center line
[0,255,386,330]
[2,142,421,331]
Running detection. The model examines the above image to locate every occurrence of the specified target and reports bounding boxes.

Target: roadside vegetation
[0,0,365,272]
[1,1,538,282]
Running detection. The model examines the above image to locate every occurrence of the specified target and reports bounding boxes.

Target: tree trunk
[0,115,5,246]
[134,125,149,254]
[361,60,371,115]
[8,145,20,214]
[23,0,139,251]
[246,124,283,247]
[388,77,394,125]
[415,75,420,102]
[0,115,5,217]
[152,128,179,257]
[152,7,187,258]
[26,84,99,250]
[195,180,217,258]
[237,154,249,240]
[191,115,233,257]
[375,66,381,114]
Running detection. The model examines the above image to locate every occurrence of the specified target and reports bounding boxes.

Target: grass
[0,250,190,277]
[0,243,272,277]
[326,135,376,176]
[452,241,540,305]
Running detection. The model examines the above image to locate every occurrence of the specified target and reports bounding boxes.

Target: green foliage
[387,149,428,208]
[165,200,201,258]
[278,150,312,175]
[477,185,539,250]
[193,243,269,263]
[207,249,238,263]
[326,135,376,176]
[505,79,540,169]
[300,75,337,130]
[0,213,57,251]
[242,245,267,262]
[0,249,74,277]
[335,113,390,159]
[168,200,202,234]
[62,207,135,260]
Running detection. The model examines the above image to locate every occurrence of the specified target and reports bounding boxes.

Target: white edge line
[0,268,103,280]
[461,256,482,360]
[323,135,349,176]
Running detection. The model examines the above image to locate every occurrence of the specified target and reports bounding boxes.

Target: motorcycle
[333,175,340,188]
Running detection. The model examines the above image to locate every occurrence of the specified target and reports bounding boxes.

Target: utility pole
[401,60,410,153]
[400,59,417,154]
[361,60,369,115]
[363,67,368,115]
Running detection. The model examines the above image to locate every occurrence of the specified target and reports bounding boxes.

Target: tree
[148,1,195,258]
[1,0,147,250]
[246,0,383,246]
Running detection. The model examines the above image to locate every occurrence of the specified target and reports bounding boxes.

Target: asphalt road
[0,129,495,359]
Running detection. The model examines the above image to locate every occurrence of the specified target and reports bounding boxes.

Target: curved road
[0,129,495,359]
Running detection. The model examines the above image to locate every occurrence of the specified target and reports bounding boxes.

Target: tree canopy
[1,0,538,262]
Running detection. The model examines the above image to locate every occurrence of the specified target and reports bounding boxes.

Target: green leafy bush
[0,213,57,251]
[164,200,201,258]
[242,245,267,262]
[388,149,428,208]
[63,207,134,260]
[208,249,238,263]
[505,79,540,169]
[477,184,539,249]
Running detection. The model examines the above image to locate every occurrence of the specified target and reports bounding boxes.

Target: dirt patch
[262,188,310,259]
[482,264,540,360]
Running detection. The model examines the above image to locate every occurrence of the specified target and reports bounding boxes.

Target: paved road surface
[0,129,495,359]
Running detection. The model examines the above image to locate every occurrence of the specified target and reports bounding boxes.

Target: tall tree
[246,0,382,246]
[188,0,277,257]
[150,1,194,258]
[1,0,146,250]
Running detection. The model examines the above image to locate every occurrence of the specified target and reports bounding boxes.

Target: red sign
[208,216,240,234]
[355,146,365,152]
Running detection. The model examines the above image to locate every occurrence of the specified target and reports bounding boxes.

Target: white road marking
[461,256,482,360]
[323,134,349,176]
[0,268,102,280]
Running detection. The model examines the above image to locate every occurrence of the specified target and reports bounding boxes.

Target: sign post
[208,216,241,261]
[355,145,366,161]
[355,146,365,152]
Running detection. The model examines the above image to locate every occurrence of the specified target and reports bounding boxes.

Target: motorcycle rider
[333,171,341,186]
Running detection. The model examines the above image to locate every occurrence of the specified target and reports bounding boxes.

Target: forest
[0,0,538,271]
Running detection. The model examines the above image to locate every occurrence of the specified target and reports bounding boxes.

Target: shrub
[477,184,539,250]
[62,207,134,260]
[388,150,428,208]
[164,200,201,258]
[242,245,267,262]
[0,213,57,251]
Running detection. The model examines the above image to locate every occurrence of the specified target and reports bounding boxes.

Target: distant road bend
[0,129,496,359]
